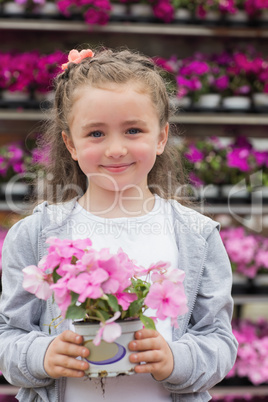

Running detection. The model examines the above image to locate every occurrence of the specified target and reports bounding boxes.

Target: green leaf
[107,294,119,312]
[96,309,110,322]
[65,305,86,320]
[139,314,156,330]
[70,292,79,306]
[52,268,61,284]
[128,299,144,317]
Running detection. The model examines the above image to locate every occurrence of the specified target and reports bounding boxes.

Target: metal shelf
[233,295,268,304]
[0,385,19,395]
[1,110,268,126]
[1,18,268,38]
[172,113,268,126]
[211,386,268,396]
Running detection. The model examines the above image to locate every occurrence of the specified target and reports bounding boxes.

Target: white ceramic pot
[110,3,128,16]
[73,319,143,377]
[194,94,221,109]
[1,90,29,101]
[0,182,29,197]
[170,96,191,109]
[199,184,219,199]
[222,96,251,110]
[35,91,55,102]
[3,2,25,13]
[221,184,249,199]
[203,11,221,21]
[258,9,268,21]
[252,93,268,107]
[129,4,152,17]
[36,2,59,15]
[226,10,248,22]
[175,8,191,20]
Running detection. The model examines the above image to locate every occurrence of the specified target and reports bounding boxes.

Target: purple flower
[185,145,204,163]
[214,75,229,91]
[227,148,250,172]
[153,0,174,22]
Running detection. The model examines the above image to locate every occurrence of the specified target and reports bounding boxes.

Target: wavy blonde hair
[35,46,189,205]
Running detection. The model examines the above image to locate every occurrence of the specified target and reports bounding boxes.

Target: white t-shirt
[64,195,179,402]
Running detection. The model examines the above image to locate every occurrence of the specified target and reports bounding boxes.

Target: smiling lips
[101,163,135,173]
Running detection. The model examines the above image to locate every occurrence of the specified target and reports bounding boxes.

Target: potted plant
[22,237,188,377]
[172,0,193,20]
[56,0,111,26]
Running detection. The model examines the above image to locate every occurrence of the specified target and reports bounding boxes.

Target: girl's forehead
[74,80,148,97]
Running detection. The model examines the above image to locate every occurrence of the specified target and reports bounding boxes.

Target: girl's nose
[105,138,127,158]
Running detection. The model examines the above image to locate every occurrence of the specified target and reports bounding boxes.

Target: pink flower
[93,311,122,346]
[185,145,204,163]
[67,269,108,303]
[22,265,53,300]
[145,280,188,328]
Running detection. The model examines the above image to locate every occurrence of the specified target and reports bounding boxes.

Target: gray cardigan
[0,198,238,401]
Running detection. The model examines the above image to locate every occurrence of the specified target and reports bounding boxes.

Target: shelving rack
[0,11,268,399]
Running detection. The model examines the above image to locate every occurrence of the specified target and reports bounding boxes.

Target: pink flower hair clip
[61,49,95,71]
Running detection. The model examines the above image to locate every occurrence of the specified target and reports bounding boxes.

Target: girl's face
[62,83,168,198]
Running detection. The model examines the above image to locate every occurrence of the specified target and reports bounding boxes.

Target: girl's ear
[156,123,169,155]
[62,131,78,161]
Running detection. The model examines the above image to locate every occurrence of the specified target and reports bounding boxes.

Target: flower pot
[252,93,268,107]
[110,3,128,16]
[203,11,221,21]
[194,94,221,109]
[129,4,152,17]
[1,90,29,102]
[222,96,251,110]
[258,9,268,21]
[73,319,143,377]
[199,184,219,199]
[35,91,55,102]
[226,10,248,23]
[170,96,191,109]
[221,184,249,200]
[175,8,191,20]
[3,2,25,14]
[36,2,59,15]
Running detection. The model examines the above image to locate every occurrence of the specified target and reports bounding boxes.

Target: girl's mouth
[101,163,134,173]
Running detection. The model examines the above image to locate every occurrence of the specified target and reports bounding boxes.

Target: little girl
[0,47,238,401]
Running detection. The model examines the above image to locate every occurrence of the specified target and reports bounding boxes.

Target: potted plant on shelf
[180,135,268,201]
[22,237,188,377]
[172,0,193,20]
[56,0,111,25]
[227,318,268,386]
[216,50,253,110]
[220,226,268,292]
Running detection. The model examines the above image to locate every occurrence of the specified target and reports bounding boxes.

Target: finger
[53,354,89,372]
[129,336,160,352]
[60,330,84,345]
[134,362,157,374]
[129,350,162,365]
[134,329,158,340]
[56,342,90,359]
[51,365,86,379]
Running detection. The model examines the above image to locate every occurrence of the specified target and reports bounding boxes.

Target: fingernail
[76,336,81,342]
[132,342,137,349]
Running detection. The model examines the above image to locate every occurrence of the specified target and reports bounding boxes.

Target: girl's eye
[127,128,140,135]
[89,131,103,138]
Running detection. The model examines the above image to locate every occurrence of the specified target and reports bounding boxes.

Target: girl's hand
[44,330,90,378]
[128,328,174,381]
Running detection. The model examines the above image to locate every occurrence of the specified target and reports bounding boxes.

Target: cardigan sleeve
[0,217,55,388]
[161,226,238,394]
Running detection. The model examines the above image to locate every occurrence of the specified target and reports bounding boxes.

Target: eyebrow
[81,120,147,131]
